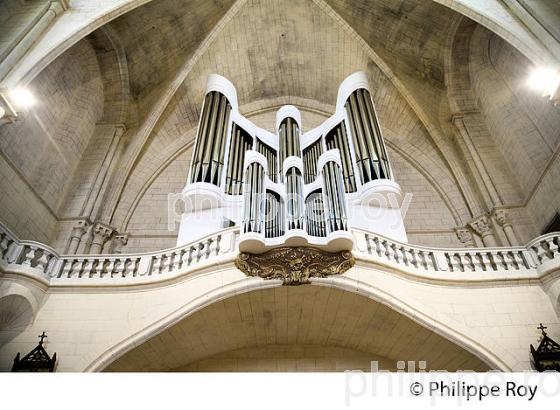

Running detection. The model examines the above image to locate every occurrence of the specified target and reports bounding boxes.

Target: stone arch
[86,276,508,372]
[0,294,35,346]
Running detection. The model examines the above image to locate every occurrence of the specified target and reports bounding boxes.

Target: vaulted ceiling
[103,0,461,131]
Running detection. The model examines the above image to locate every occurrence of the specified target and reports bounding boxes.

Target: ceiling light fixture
[9,87,36,109]
[527,67,560,98]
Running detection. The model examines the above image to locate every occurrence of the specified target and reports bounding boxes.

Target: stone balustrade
[1,222,559,286]
[352,229,559,279]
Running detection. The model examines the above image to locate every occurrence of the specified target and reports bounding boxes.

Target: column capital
[92,222,114,242]
[113,233,129,253]
[70,218,91,238]
[492,208,511,227]
[469,214,492,237]
[455,227,475,247]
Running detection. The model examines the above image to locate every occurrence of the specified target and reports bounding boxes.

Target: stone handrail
[1,222,559,286]
[0,223,239,285]
[351,229,559,278]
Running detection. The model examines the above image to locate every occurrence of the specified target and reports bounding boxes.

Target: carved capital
[235,247,355,286]
[455,227,475,246]
[492,209,510,227]
[469,215,492,237]
[113,233,129,253]
[70,219,90,239]
[92,223,114,244]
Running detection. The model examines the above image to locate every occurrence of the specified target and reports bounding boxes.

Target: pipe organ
[178,72,407,253]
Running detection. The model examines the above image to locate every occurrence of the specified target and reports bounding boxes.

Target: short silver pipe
[322,161,347,233]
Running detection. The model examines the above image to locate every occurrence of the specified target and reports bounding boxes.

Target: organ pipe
[226,124,253,195]
[322,161,348,233]
[279,117,301,180]
[344,88,390,184]
[326,123,356,193]
[242,162,265,233]
[305,190,326,237]
[256,139,278,183]
[265,191,284,238]
[190,91,232,185]
[286,167,304,230]
[302,139,323,184]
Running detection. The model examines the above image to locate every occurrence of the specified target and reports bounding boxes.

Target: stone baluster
[35,250,51,274]
[151,255,162,275]
[469,215,498,247]
[493,209,519,246]
[60,259,75,278]
[123,258,137,277]
[0,232,14,259]
[112,258,124,278]
[472,252,485,271]
[102,259,113,278]
[67,219,91,254]
[21,246,35,267]
[90,223,114,254]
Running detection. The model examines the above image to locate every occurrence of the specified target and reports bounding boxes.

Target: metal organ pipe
[256,139,278,183]
[344,88,390,183]
[226,124,253,195]
[305,190,326,237]
[279,117,301,181]
[265,191,283,238]
[190,91,232,185]
[303,139,323,184]
[243,162,265,234]
[326,123,356,193]
[322,161,348,233]
[286,167,304,230]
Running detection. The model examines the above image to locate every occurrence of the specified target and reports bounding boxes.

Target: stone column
[455,227,476,248]
[493,209,519,246]
[452,114,502,211]
[113,234,129,254]
[90,223,114,254]
[469,215,498,247]
[66,219,90,254]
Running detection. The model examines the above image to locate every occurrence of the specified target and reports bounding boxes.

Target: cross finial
[537,323,548,336]
[38,331,47,345]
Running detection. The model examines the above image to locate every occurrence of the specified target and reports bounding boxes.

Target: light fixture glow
[527,67,560,97]
[10,87,36,109]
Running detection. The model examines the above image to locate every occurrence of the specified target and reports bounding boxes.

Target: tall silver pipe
[191,93,213,183]
[201,93,220,182]
[355,89,380,179]
[362,89,390,179]
[348,93,372,182]
[211,96,226,185]
[227,126,239,194]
